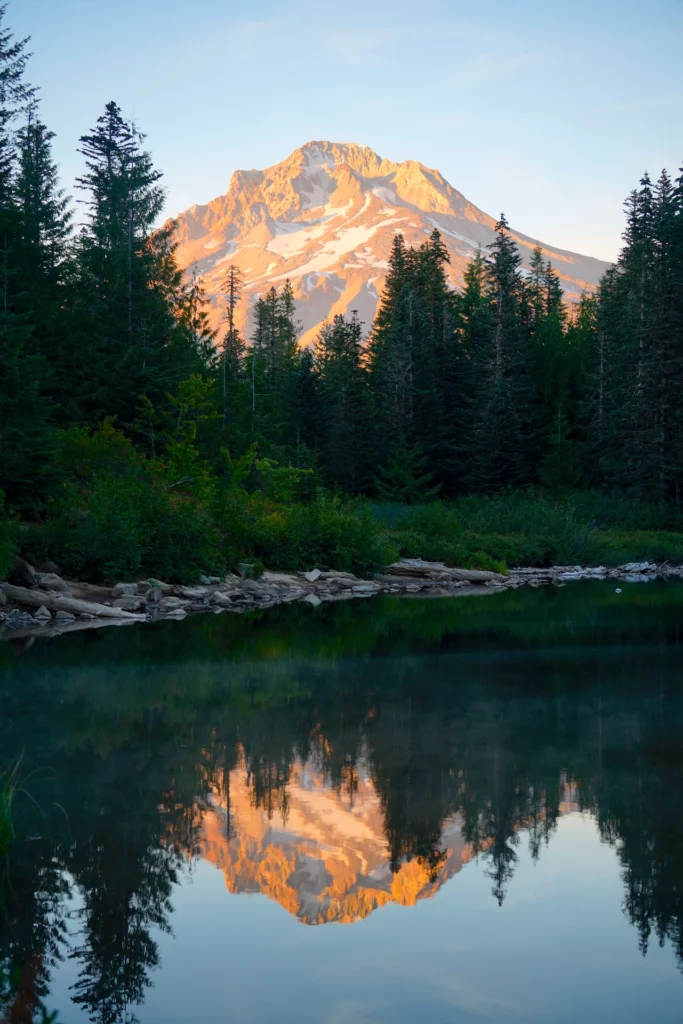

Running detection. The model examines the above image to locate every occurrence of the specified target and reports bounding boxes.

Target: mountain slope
[173,141,610,347]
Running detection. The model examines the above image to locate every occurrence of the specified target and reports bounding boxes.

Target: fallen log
[384,560,504,584]
[448,568,504,583]
[0,583,146,619]
[1,616,141,640]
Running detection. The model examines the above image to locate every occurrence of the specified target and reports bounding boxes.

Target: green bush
[251,495,399,575]
[211,488,261,570]
[382,494,600,569]
[0,491,17,579]
[565,491,683,532]
[375,491,683,570]
[16,422,224,583]
[375,493,601,564]
[58,420,143,483]
[593,530,683,566]
[24,472,223,584]
[391,501,465,538]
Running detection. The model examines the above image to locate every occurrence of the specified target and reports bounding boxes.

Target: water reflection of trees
[0,588,682,1020]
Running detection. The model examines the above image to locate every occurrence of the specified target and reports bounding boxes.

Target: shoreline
[2,558,682,642]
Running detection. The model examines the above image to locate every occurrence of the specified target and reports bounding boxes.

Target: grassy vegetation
[371,490,683,571]
[12,424,398,582]
[0,761,20,859]
[4,423,683,583]
[0,493,16,581]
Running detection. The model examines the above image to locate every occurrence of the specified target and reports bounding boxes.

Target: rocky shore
[1,556,682,640]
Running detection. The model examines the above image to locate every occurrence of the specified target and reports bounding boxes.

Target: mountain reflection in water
[201,759,579,925]
[0,582,682,1023]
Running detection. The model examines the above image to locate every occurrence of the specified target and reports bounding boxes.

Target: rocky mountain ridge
[172,141,610,347]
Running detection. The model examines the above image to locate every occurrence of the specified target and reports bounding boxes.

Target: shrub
[393,501,464,539]
[24,472,223,584]
[251,495,399,574]
[15,422,225,583]
[0,491,17,579]
[593,530,683,566]
[142,482,223,583]
[58,420,143,483]
[380,490,683,569]
[566,491,683,532]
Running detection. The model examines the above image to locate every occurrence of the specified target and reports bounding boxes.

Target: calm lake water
[1,581,682,1023]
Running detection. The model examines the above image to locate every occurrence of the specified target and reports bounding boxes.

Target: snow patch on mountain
[372,186,397,205]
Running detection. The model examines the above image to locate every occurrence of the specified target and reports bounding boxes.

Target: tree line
[1,4,682,533]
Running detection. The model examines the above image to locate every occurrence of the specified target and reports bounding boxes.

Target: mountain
[200,759,479,925]
[199,759,578,925]
[173,141,610,348]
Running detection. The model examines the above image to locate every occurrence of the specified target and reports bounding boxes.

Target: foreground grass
[0,762,18,859]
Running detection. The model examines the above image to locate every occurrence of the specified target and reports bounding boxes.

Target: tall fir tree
[249,281,301,455]
[464,215,542,491]
[219,263,244,435]
[0,12,57,509]
[70,102,193,426]
[15,104,73,367]
[315,311,372,492]
[583,170,682,498]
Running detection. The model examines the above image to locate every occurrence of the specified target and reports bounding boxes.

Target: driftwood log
[0,583,145,619]
[384,560,503,584]
[2,617,141,640]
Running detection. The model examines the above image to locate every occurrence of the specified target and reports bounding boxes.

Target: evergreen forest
[1,7,683,582]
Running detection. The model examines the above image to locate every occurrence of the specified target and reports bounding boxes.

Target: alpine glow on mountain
[173,141,610,345]
[200,758,579,926]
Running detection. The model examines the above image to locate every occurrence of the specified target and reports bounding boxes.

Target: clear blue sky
[14,0,683,261]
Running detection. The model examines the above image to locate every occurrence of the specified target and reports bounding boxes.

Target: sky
[14,0,683,262]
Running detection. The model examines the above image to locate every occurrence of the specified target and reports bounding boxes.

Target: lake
[1,581,682,1023]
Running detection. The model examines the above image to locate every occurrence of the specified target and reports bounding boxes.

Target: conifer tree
[527,245,547,331]
[315,311,371,492]
[653,166,683,504]
[373,440,441,504]
[15,105,72,371]
[291,345,319,469]
[219,263,244,432]
[465,215,542,491]
[0,3,33,209]
[538,406,582,494]
[0,12,57,509]
[409,230,451,482]
[367,234,413,451]
[585,170,677,497]
[451,250,492,487]
[71,102,186,425]
[529,251,581,488]
[249,281,301,454]
[180,265,217,366]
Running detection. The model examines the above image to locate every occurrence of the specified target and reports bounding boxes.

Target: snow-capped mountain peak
[173,141,609,347]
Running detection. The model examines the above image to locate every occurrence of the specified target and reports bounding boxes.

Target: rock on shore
[1,558,682,639]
